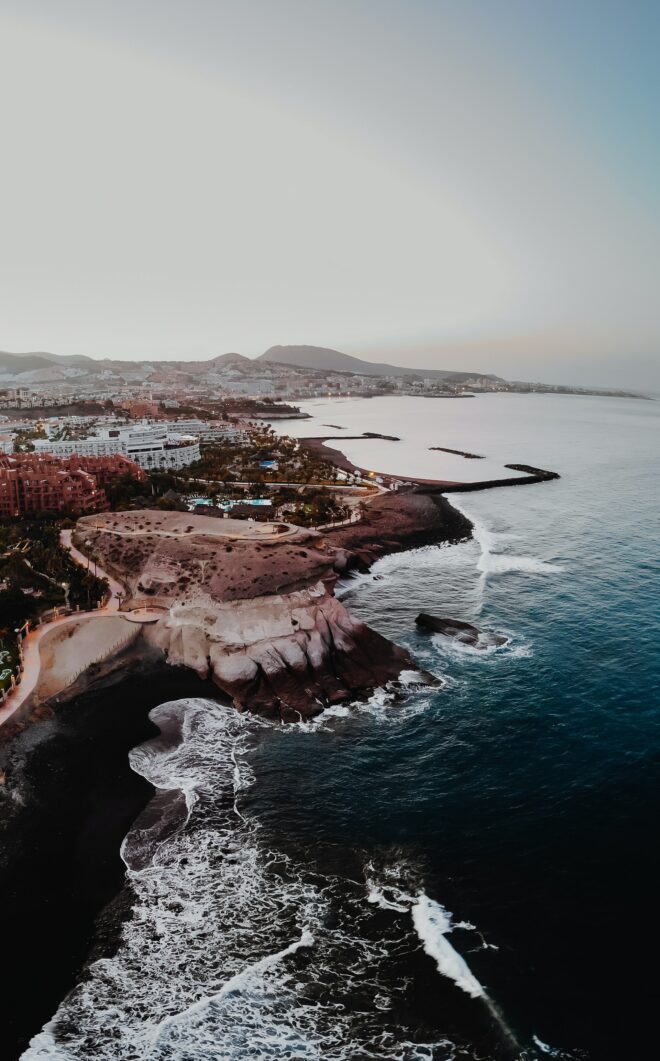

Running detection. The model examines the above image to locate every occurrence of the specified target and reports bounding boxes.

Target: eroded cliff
[73,510,414,720]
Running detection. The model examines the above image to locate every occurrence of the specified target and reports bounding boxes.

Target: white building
[35,436,124,457]
[167,418,246,444]
[34,423,201,470]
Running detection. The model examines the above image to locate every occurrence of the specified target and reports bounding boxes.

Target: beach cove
[0,392,658,1059]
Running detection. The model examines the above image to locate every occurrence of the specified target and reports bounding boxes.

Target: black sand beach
[0,656,222,1060]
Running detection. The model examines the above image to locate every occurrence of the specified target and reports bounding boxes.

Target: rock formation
[74,511,414,721]
[415,613,508,649]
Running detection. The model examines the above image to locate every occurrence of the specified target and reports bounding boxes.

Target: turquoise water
[187,496,273,510]
[28,394,659,1060]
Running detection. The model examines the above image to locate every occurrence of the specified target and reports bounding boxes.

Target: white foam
[478,553,564,575]
[430,630,533,662]
[143,927,315,1052]
[23,699,468,1061]
[334,570,377,599]
[532,1034,566,1056]
[364,860,415,912]
[431,631,507,657]
[411,894,486,999]
[284,676,438,735]
[448,496,564,578]
[353,684,435,723]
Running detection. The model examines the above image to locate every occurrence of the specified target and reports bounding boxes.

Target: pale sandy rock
[181,625,210,679]
[274,637,308,673]
[74,509,416,721]
[210,649,258,686]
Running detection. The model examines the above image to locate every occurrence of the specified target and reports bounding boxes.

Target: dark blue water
[26,394,659,1060]
[247,394,660,1058]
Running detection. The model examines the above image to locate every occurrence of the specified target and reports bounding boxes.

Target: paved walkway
[122,607,166,624]
[0,531,148,730]
[60,529,123,608]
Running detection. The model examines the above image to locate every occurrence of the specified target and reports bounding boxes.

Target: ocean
[22,393,660,1060]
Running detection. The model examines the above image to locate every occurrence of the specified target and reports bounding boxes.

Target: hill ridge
[259,344,498,381]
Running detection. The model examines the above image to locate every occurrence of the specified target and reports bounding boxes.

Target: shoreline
[0,649,222,1059]
[0,432,560,1056]
[299,436,559,490]
[326,490,473,568]
[0,488,475,1058]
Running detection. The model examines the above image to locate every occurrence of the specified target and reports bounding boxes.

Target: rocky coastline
[325,490,472,568]
[0,652,215,1058]
[67,509,430,723]
[0,460,562,1058]
[0,495,470,1057]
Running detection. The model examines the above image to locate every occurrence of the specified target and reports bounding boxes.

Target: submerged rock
[415,613,508,649]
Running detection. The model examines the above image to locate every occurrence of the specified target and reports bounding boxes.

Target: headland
[0,434,563,1058]
[67,510,418,723]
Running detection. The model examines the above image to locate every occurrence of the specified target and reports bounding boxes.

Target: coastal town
[0,343,645,412]
[0,340,606,725]
[2,4,655,1057]
[0,415,369,712]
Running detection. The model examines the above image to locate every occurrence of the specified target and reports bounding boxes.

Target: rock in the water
[415,613,507,649]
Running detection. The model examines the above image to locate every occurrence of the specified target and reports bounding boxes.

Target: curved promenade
[0,531,159,730]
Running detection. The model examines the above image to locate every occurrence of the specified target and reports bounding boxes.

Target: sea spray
[411,894,485,999]
[364,860,528,1057]
[447,496,564,577]
[23,699,476,1060]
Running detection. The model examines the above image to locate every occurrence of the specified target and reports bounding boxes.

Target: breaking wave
[23,698,505,1061]
[478,554,563,576]
[429,632,533,662]
[411,895,485,1000]
[285,673,440,733]
[364,862,489,1000]
[447,498,565,578]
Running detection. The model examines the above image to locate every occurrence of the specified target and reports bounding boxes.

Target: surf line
[448,494,564,582]
[411,893,521,1053]
[368,876,521,1055]
[141,928,315,1055]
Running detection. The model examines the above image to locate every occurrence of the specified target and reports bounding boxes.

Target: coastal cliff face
[73,511,413,721]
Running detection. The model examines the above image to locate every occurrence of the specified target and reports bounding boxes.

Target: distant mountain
[0,345,499,384]
[0,351,62,374]
[259,345,499,382]
[28,351,95,366]
[0,349,251,380]
[208,352,250,365]
[0,350,95,372]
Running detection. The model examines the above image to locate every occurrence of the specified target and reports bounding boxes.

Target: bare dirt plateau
[73,511,415,721]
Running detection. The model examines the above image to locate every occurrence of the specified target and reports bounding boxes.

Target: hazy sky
[1,0,658,387]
